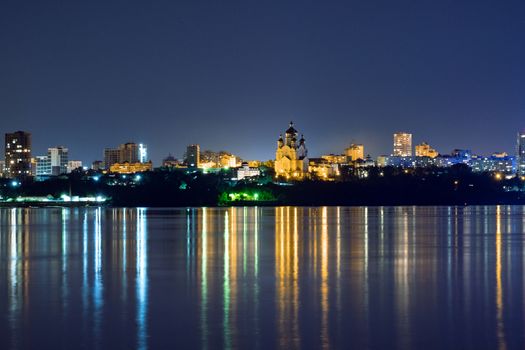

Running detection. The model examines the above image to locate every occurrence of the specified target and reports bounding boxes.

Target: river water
[0,206,524,349]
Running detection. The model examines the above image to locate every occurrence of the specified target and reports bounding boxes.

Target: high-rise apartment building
[5,131,32,178]
[345,144,364,161]
[139,143,147,163]
[119,143,139,163]
[393,132,412,157]
[517,132,525,175]
[104,148,120,169]
[104,142,146,169]
[186,144,200,168]
[49,147,69,175]
[415,142,438,158]
[35,146,69,177]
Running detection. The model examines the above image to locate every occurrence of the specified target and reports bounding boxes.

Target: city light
[139,143,147,163]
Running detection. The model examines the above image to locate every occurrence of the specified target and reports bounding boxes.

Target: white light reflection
[201,207,208,349]
[495,206,507,350]
[61,208,69,317]
[136,208,148,350]
[223,210,231,349]
[253,207,260,348]
[93,208,103,342]
[320,207,329,349]
[8,208,20,349]
[82,211,89,341]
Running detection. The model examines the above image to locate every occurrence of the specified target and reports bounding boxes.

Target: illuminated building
[0,160,5,177]
[492,152,507,158]
[376,155,388,167]
[67,160,83,173]
[139,143,147,163]
[309,158,339,179]
[517,132,525,175]
[470,155,516,174]
[119,143,140,163]
[355,155,375,167]
[220,154,237,168]
[162,154,182,168]
[321,154,347,164]
[49,147,69,175]
[198,150,237,169]
[30,157,38,176]
[34,147,69,177]
[104,142,147,169]
[415,142,438,158]
[186,144,200,168]
[451,149,472,163]
[5,131,32,178]
[379,156,435,168]
[274,122,308,179]
[110,161,153,174]
[345,144,364,161]
[35,155,50,177]
[246,160,261,167]
[235,162,261,180]
[393,132,412,157]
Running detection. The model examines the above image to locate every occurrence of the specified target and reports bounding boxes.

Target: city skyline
[2,125,523,168]
[1,1,524,164]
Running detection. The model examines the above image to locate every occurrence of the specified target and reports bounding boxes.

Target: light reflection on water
[1,206,525,349]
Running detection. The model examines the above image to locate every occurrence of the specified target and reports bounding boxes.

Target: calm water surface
[1,206,525,349]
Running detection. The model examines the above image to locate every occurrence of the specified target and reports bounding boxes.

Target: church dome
[285,121,297,135]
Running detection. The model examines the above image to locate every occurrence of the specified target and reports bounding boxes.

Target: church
[274,122,309,179]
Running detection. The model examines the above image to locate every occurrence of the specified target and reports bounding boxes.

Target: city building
[163,154,182,168]
[393,132,412,157]
[186,144,200,168]
[451,149,472,164]
[110,161,153,174]
[119,143,140,163]
[378,156,435,168]
[415,142,439,158]
[345,144,364,161]
[139,143,147,163]
[517,132,525,175]
[104,148,120,169]
[35,156,51,178]
[48,147,69,175]
[470,155,516,174]
[67,160,83,173]
[220,154,237,168]
[34,146,69,177]
[309,158,339,179]
[0,160,5,177]
[274,122,308,179]
[355,155,375,168]
[236,162,261,180]
[92,160,103,171]
[5,131,32,178]
[321,154,347,164]
[376,155,388,167]
[104,142,147,169]
[246,160,262,168]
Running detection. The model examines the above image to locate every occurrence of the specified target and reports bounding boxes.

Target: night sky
[1,0,524,164]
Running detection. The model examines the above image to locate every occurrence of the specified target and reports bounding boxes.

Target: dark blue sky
[1,0,524,164]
